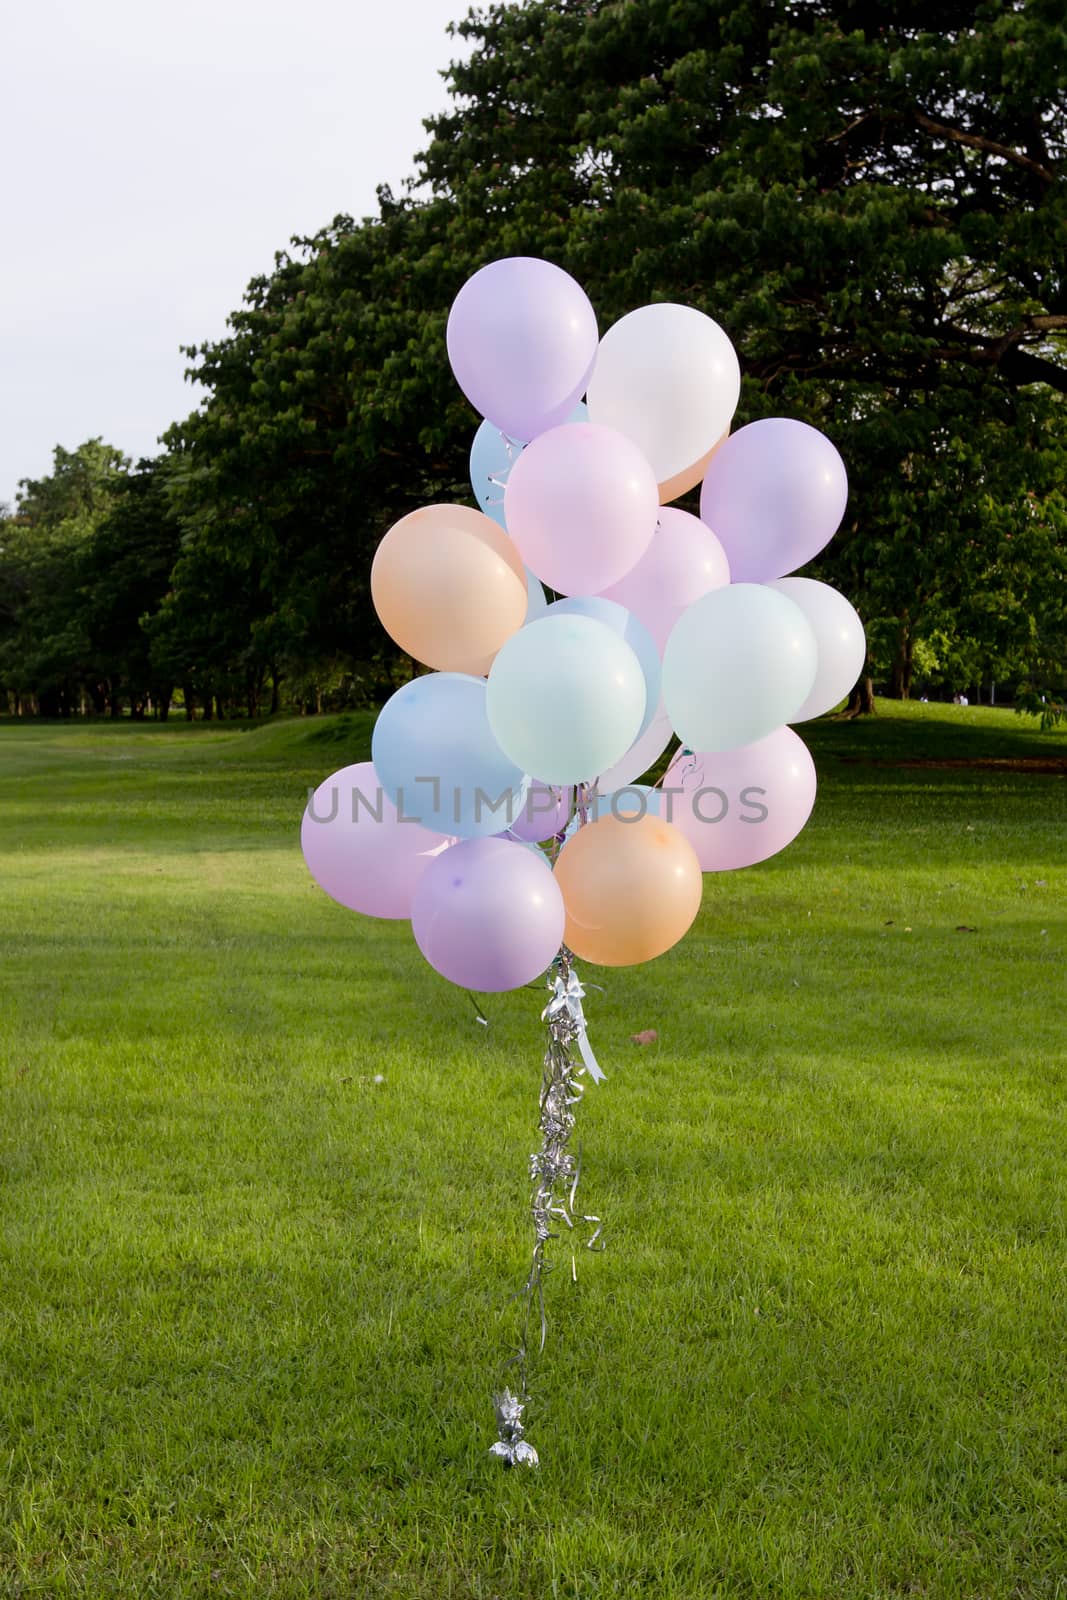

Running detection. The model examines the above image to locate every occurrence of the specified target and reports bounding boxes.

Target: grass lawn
[0,703,1064,1598]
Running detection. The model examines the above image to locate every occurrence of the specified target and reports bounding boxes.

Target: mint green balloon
[662,583,818,752]
[486,614,645,785]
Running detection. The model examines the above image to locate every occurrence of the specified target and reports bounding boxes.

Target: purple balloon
[411,837,565,992]
[662,727,816,871]
[501,782,573,843]
[446,258,599,444]
[301,762,452,919]
[699,419,848,582]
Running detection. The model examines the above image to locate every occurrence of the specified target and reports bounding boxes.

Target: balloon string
[491,942,604,1466]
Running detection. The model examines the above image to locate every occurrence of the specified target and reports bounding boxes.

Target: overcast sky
[1,0,472,505]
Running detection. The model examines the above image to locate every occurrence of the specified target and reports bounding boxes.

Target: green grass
[1,703,1065,1598]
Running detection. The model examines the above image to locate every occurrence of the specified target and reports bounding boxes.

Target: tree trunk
[890,619,913,699]
[269,669,281,717]
[182,681,196,720]
[846,673,876,716]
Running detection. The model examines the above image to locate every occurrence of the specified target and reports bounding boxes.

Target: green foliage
[0,447,185,718]
[0,441,131,715]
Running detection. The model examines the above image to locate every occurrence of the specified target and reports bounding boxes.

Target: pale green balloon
[662,583,818,752]
[486,614,646,785]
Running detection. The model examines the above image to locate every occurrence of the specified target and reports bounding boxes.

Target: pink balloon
[411,837,566,992]
[301,762,452,919]
[599,507,731,652]
[504,422,659,595]
[501,782,572,843]
[661,727,816,871]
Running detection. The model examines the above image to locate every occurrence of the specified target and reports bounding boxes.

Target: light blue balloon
[372,673,527,839]
[486,614,646,786]
[545,595,660,740]
[469,403,589,531]
[469,420,522,529]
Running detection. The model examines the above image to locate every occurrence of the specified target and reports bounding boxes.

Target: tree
[163,198,475,714]
[77,458,183,716]
[0,441,131,716]
[157,1,1067,711]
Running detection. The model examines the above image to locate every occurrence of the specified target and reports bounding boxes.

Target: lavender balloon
[502,782,573,843]
[301,761,452,919]
[412,837,566,992]
[447,259,598,444]
[700,419,848,582]
[663,728,817,871]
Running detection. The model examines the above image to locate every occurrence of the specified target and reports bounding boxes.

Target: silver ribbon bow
[542,967,605,1085]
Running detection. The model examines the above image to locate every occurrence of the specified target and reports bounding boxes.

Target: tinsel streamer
[490,942,604,1466]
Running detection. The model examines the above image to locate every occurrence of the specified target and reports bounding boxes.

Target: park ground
[0,704,1064,1599]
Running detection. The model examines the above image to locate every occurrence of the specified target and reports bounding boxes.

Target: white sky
[0,0,472,505]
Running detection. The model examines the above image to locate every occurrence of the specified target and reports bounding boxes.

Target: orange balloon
[554,812,703,967]
[371,504,528,674]
[657,430,729,506]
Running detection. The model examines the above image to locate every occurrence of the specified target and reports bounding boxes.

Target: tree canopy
[3,0,1064,718]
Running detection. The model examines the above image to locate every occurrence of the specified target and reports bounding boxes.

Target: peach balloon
[657,430,728,505]
[554,813,703,967]
[371,504,528,675]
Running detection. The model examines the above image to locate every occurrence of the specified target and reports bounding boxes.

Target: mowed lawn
[0,705,1064,1599]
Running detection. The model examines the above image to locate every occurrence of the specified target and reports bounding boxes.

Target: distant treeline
[2,0,1065,724]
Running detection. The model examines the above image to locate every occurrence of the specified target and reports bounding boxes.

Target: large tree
[168,0,1066,707]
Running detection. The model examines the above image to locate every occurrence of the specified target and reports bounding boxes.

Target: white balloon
[595,696,676,790]
[662,584,818,752]
[767,578,867,719]
[586,303,741,485]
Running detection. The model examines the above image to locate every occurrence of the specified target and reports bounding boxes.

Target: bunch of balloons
[302,257,865,991]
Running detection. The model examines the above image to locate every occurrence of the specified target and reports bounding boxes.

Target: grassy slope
[0,705,1064,1599]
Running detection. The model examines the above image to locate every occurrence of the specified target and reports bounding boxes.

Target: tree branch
[913,109,1056,184]
[933,343,1067,393]
[996,346,1067,393]
[825,111,877,145]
